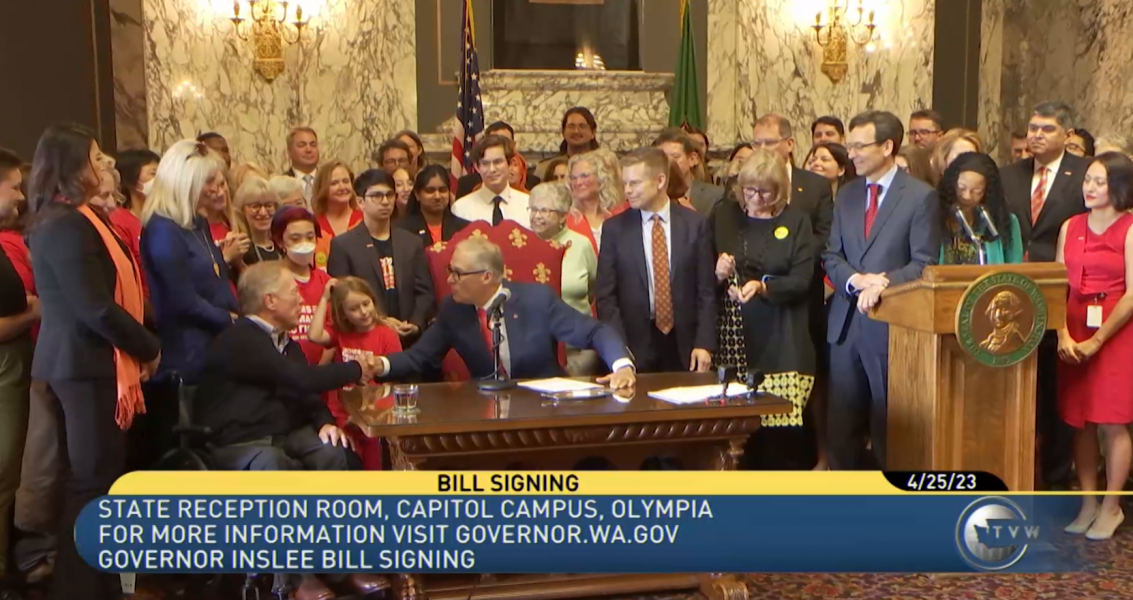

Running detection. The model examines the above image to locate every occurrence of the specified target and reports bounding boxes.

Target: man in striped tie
[823,110,940,471]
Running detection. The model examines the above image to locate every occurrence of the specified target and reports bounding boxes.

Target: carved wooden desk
[341,373,792,600]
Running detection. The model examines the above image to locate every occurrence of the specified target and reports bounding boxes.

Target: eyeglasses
[447,265,487,279]
[908,129,941,138]
[750,138,785,149]
[1066,142,1086,154]
[564,123,591,132]
[845,141,884,153]
[528,207,565,216]
[741,187,775,198]
[365,191,396,201]
[245,202,278,213]
[569,172,595,182]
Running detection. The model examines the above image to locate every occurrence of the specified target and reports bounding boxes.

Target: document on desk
[649,384,754,405]
[517,378,603,393]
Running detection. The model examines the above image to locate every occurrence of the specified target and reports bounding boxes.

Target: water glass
[393,384,419,413]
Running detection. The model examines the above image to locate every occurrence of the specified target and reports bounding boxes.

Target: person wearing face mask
[113,150,159,296]
[936,153,1022,265]
[27,124,160,600]
[328,170,434,349]
[271,206,334,366]
[398,164,470,247]
[713,151,817,469]
[140,140,239,467]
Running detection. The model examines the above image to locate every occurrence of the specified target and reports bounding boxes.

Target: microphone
[976,205,1000,242]
[486,288,511,318]
[951,206,980,245]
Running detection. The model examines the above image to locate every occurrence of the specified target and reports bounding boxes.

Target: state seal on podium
[955,271,1047,367]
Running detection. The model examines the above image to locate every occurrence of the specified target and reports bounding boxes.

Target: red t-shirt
[209,220,231,244]
[108,208,147,296]
[289,269,332,365]
[0,230,38,340]
[327,324,402,471]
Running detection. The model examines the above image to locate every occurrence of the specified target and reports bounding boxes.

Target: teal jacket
[939,214,1024,265]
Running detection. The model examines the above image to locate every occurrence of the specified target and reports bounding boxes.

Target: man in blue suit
[823,110,941,470]
[373,238,636,388]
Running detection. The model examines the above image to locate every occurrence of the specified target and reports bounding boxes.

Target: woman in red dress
[312,161,363,271]
[1056,152,1133,540]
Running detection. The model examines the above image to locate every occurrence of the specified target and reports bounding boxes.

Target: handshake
[351,355,388,385]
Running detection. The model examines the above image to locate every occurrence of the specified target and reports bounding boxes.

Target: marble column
[707,0,935,158]
[142,0,417,173]
[110,0,149,150]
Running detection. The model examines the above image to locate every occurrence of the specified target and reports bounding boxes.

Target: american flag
[451,0,484,187]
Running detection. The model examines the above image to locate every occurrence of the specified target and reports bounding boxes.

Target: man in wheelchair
[194,262,385,599]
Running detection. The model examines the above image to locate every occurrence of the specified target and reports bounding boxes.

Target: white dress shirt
[638,200,673,318]
[452,185,531,227]
[1030,151,1064,200]
[847,163,900,294]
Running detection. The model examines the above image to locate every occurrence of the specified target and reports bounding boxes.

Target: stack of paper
[518,378,602,394]
[649,384,754,405]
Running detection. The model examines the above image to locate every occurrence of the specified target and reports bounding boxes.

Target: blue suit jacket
[823,168,940,350]
[386,282,630,380]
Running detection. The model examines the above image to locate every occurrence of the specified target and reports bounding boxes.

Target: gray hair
[755,114,794,140]
[268,175,306,204]
[529,181,572,213]
[237,261,292,315]
[455,237,505,279]
[1032,101,1075,131]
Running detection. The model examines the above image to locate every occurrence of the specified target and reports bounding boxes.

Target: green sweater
[939,213,1024,265]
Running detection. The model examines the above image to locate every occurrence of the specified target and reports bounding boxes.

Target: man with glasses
[824,110,940,470]
[328,169,435,346]
[372,237,635,387]
[452,135,531,227]
[375,138,414,177]
[907,109,943,149]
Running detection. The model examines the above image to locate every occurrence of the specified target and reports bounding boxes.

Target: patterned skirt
[717,291,814,428]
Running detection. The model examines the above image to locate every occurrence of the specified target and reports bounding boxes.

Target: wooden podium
[869,263,1068,491]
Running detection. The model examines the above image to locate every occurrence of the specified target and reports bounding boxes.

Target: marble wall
[980,0,1133,164]
[141,0,416,172]
[707,0,935,156]
[110,0,149,150]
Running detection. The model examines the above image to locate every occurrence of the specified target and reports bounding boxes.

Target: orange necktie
[651,215,674,334]
[1030,167,1048,223]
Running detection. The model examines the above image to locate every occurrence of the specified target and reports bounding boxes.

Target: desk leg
[714,437,747,471]
[388,438,425,471]
[699,573,749,600]
[393,574,427,600]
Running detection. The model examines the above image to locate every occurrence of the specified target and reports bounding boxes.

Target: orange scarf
[78,204,147,429]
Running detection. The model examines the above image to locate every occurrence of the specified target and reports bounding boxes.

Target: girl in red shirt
[308,276,402,469]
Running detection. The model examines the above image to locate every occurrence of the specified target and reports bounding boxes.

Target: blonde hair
[231,176,280,236]
[143,140,226,228]
[931,128,983,183]
[329,276,385,333]
[312,160,357,216]
[230,162,269,191]
[736,150,790,212]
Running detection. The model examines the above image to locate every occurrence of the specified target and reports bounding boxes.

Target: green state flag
[668,0,703,129]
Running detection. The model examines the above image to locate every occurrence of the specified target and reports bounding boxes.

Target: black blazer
[596,203,717,368]
[195,318,362,447]
[326,225,435,329]
[29,205,161,381]
[790,166,835,244]
[1001,152,1088,263]
[397,212,471,248]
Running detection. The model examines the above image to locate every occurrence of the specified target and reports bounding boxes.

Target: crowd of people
[0,99,1132,599]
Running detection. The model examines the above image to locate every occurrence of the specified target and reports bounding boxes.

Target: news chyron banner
[79,472,1093,575]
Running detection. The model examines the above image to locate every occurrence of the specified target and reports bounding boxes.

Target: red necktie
[478,308,506,377]
[864,183,881,238]
[1030,167,1048,224]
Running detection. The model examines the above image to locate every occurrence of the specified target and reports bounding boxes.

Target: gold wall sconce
[229,1,309,82]
[811,0,878,83]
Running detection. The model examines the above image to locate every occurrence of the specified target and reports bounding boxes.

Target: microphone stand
[478,305,517,392]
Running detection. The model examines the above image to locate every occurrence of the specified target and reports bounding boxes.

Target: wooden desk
[341,373,792,600]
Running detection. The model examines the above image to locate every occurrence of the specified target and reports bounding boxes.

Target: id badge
[1087,304,1103,329]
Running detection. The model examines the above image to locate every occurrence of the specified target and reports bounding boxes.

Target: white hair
[268,175,307,207]
[237,261,291,315]
[143,140,226,228]
[529,181,572,213]
[455,238,505,279]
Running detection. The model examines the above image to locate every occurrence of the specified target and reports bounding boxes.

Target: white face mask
[140,179,154,197]
[286,242,316,265]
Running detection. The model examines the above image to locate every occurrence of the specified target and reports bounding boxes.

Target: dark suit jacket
[688,180,725,215]
[29,205,161,381]
[386,282,629,380]
[397,211,471,247]
[1001,152,1088,263]
[823,168,940,350]
[596,203,717,367]
[790,166,835,243]
[195,318,362,447]
[456,172,542,199]
[326,225,435,330]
